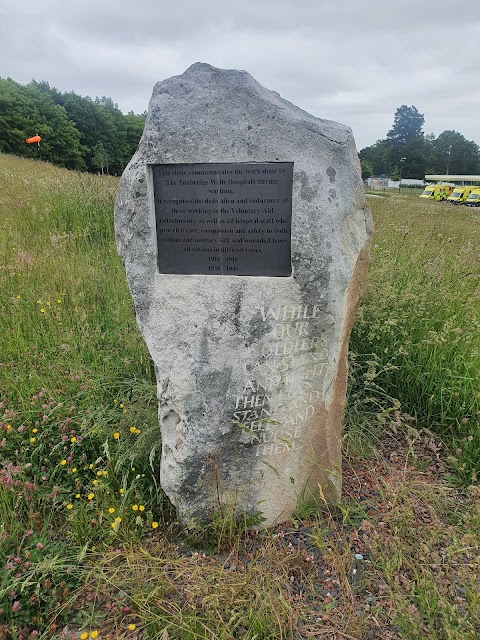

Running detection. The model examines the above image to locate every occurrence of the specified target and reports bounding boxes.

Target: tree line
[1,80,479,181]
[0,77,146,174]
[360,105,480,180]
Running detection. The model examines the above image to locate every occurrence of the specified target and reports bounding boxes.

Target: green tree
[360,158,373,179]
[92,142,109,174]
[387,105,425,147]
[432,130,480,175]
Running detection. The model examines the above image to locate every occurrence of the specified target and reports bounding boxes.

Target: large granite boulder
[115,63,372,526]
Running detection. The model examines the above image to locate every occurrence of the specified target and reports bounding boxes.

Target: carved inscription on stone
[233,305,329,456]
[152,162,293,276]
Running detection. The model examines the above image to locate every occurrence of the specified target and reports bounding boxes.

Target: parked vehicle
[447,186,476,204]
[464,187,480,207]
[419,184,454,201]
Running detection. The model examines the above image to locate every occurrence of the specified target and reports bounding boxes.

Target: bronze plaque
[152,162,293,276]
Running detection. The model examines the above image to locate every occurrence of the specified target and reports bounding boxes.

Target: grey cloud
[1,0,479,150]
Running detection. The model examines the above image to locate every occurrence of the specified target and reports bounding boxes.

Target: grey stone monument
[115,63,372,526]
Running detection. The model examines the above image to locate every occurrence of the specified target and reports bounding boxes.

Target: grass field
[0,153,479,639]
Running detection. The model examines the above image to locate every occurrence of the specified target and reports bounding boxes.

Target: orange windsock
[26,135,41,144]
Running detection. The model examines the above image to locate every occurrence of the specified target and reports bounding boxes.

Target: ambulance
[464,187,480,207]
[447,186,476,204]
[419,184,454,201]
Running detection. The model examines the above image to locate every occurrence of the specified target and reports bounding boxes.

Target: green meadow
[1,153,479,639]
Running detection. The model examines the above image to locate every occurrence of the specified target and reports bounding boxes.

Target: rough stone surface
[115,63,372,526]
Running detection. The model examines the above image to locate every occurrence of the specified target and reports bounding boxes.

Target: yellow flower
[128,624,136,631]
[71,468,77,473]
[123,409,126,414]
[119,488,125,494]
[131,467,135,472]
[40,308,45,313]
[91,632,98,639]
[16,295,21,299]
[30,437,35,443]
[57,299,61,304]
[92,480,98,485]
[32,428,38,433]
[37,300,41,304]
[152,521,159,529]
[129,427,136,433]
[87,493,94,500]
[115,517,122,522]
[102,471,107,476]
[46,301,51,306]
[113,432,120,440]
[114,399,118,404]
[71,437,77,443]
[60,459,67,465]
[119,403,124,409]
[6,425,12,432]
[108,507,115,513]
[89,464,93,469]
[75,494,81,498]
[132,504,138,511]
[96,470,102,476]
[81,634,88,640]
[139,505,145,512]
[66,504,73,510]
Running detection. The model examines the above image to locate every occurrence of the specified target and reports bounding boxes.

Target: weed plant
[347,194,480,483]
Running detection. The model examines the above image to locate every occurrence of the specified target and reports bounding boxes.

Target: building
[425,175,480,186]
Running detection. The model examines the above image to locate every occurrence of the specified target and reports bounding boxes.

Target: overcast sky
[1,0,479,150]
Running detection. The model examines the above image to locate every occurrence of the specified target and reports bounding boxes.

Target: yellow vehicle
[465,187,480,207]
[419,184,454,200]
[447,186,476,204]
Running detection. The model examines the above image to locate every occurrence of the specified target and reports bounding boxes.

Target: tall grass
[1,154,479,638]
[347,194,480,482]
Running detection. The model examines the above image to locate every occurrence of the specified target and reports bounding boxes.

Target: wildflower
[80,634,88,640]
[131,467,135,472]
[132,504,138,511]
[87,493,94,500]
[32,428,38,433]
[89,463,93,469]
[37,300,41,304]
[139,505,145,512]
[108,507,115,513]
[71,468,77,473]
[114,399,118,404]
[57,299,61,304]
[16,295,21,299]
[36,542,44,549]
[128,624,136,631]
[71,437,77,443]
[96,470,102,476]
[75,494,80,498]
[12,600,21,611]
[115,517,122,523]
[119,403,124,409]
[40,308,45,313]
[113,432,120,440]
[129,427,136,433]
[92,480,98,485]
[91,632,98,639]
[66,504,73,510]
[6,425,12,432]
[119,488,125,494]
[30,437,35,443]
[61,459,67,465]
[152,522,159,529]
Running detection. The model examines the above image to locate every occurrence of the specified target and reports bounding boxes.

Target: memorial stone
[115,63,372,526]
